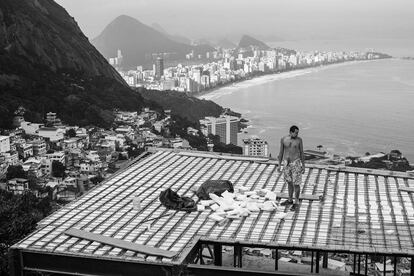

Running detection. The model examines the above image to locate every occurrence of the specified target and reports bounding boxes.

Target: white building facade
[242,137,269,157]
[0,136,10,153]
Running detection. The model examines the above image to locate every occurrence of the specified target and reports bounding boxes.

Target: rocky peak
[0,0,124,84]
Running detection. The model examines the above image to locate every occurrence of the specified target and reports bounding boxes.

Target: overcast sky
[56,0,414,41]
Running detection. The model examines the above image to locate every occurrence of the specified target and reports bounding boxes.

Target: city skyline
[56,0,414,41]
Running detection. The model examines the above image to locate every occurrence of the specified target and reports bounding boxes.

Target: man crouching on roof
[277,125,305,211]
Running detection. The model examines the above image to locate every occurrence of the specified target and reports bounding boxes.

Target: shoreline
[195,57,414,165]
[196,58,390,101]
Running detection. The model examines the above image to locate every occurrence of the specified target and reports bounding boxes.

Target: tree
[90,174,104,185]
[213,143,243,154]
[207,134,243,154]
[65,128,76,137]
[392,158,412,172]
[6,165,27,180]
[141,120,152,128]
[115,140,122,152]
[168,115,208,151]
[118,152,128,160]
[51,161,66,178]
[27,170,39,189]
[127,145,145,159]
[0,190,53,275]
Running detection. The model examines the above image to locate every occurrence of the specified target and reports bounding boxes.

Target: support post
[353,254,356,274]
[233,244,242,268]
[233,246,237,268]
[213,244,222,266]
[237,245,242,268]
[199,244,205,265]
[322,252,328,268]
[315,251,320,274]
[365,254,368,276]
[311,251,314,273]
[393,256,397,276]
[358,254,361,275]
[275,249,278,271]
[384,256,386,276]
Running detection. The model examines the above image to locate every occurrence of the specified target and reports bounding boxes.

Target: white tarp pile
[197,187,289,224]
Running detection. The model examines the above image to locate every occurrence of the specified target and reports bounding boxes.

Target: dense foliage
[138,89,224,124]
[65,129,77,138]
[0,190,53,275]
[51,161,66,178]
[0,64,145,129]
[167,115,243,153]
[0,0,146,129]
[209,134,243,154]
[168,115,208,151]
[5,166,26,180]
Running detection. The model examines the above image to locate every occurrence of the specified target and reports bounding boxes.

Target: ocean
[200,51,414,162]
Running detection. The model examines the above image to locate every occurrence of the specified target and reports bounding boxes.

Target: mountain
[151,22,192,45]
[216,38,237,49]
[238,35,270,49]
[151,22,168,35]
[0,0,147,128]
[0,0,124,83]
[195,38,213,47]
[168,34,192,45]
[0,2,225,129]
[93,15,214,68]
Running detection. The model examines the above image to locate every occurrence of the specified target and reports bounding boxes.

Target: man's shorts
[283,159,302,186]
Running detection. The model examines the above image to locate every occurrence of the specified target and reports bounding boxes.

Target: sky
[55,0,414,42]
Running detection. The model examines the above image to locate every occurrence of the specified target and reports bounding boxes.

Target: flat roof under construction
[10,148,414,275]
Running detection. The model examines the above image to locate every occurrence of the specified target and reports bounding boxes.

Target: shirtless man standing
[277,125,305,211]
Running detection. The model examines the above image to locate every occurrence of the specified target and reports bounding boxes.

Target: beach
[198,58,414,162]
[198,60,374,102]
